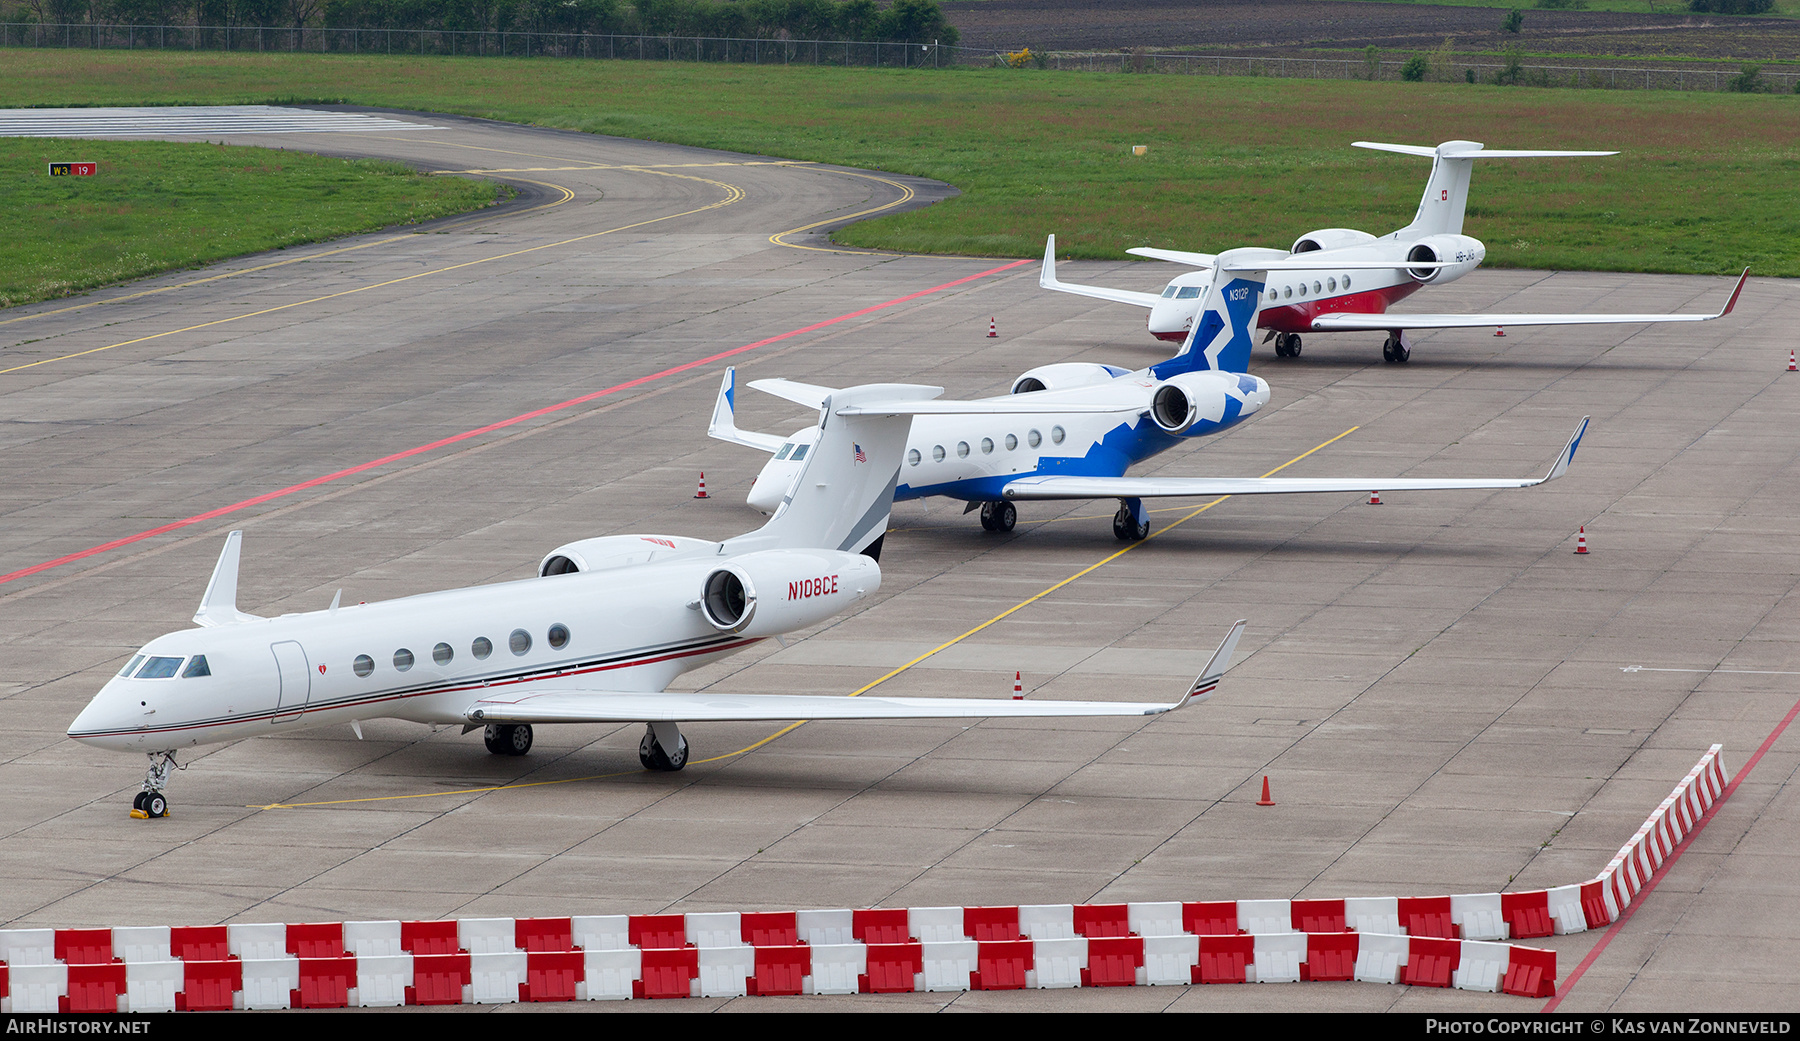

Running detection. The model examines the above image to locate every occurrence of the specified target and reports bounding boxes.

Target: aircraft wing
[1126,247,1219,267]
[1039,235,1164,309]
[1000,418,1587,501]
[467,621,1246,724]
[1309,269,1748,331]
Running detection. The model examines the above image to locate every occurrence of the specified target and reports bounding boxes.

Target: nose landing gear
[131,751,179,819]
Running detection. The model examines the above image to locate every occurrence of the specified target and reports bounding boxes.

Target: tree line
[0,0,960,43]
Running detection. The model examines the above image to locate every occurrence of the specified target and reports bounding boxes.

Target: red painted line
[1,259,1031,589]
[1543,691,1800,1010]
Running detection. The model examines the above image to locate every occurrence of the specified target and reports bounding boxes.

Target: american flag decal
[853,443,867,463]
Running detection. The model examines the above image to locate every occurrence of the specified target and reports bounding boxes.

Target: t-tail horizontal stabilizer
[1038,235,1165,309]
[464,620,1250,724]
[707,367,785,454]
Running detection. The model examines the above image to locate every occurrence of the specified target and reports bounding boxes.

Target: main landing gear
[484,723,533,756]
[1382,332,1412,364]
[131,751,178,819]
[1273,333,1303,359]
[639,722,689,772]
[1112,497,1150,542]
[979,500,1016,533]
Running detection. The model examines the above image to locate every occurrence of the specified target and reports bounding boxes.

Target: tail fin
[724,382,942,557]
[1150,248,1275,377]
[1356,140,1617,240]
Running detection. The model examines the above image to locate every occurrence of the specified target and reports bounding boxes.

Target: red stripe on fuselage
[1261,282,1422,334]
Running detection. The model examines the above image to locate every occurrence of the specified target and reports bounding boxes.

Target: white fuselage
[747,368,1270,513]
[70,544,878,753]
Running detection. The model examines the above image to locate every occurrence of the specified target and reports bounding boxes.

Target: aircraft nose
[67,681,141,750]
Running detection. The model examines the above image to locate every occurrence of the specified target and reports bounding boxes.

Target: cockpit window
[181,655,211,678]
[1176,287,1202,300]
[118,654,145,678]
[789,444,810,461]
[135,656,184,680]
[1160,286,1179,299]
[775,443,794,460]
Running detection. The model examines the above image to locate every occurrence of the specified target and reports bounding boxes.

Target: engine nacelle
[697,549,881,637]
[1290,228,1378,254]
[1402,234,1485,284]
[1011,362,1130,395]
[1148,371,1270,435]
[539,535,717,577]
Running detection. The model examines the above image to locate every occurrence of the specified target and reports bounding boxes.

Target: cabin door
[271,641,312,723]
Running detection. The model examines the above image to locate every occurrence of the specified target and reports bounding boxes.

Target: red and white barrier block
[0,746,1730,1010]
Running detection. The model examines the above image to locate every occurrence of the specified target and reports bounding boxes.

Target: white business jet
[713,249,1589,540]
[69,381,1248,819]
[1040,140,1748,362]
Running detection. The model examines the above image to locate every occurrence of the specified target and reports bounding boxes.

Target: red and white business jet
[1040,140,1747,363]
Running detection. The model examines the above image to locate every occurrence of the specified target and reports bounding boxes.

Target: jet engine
[1011,362,1131,395]
[538,535,717,577]
[1148,371,1270,435]
[1290,228,1378,254]
[1401,234,1485,284]
[697,549,881,637]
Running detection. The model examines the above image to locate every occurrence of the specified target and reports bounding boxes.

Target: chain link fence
[4,23,1795,93]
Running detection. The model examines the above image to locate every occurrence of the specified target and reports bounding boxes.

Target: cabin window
[907,449,921,466]
[472,637,493,660]
[1297,283,1307,298]
[433,643,454,666]
[1051,426,1066,445]
[393,648,415,672]
[1343,274,1352,289]
[956,441,970,459]
[980,438,994,454]
[1327,277,1338,292]
[118,654,145,677]
[1028,429,1042,448]
[932,445,946,462]
[182,655,211,678]
[1283,286,1293,299]
[135,656,183,680]
[1176,286,1202,300]
[789,444,810,462]
[510,629,532,656]
[1160,285,1179,299]
[1005,434,1018,451]
[1267,288,1278,300]
[353,655,374,678]
[548,624,570,649]
[774,443,794,460]
[1313,281,1323,294]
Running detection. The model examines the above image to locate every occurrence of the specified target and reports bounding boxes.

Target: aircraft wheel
[1382,337,1396,363]
[484,723,533,756]
[1112,506,1149,542]
[1287,334,1302,358]
[993,501,1016,532]
[133,791,148,812]
[639,728,689,771]
[978,502,998,531]
[142,791,167,819]
[1392,341,1410,363]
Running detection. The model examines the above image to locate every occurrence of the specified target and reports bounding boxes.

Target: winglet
[1040,234,1059,289]
[1541,416,1591,484]
[1718,268,1749,318]
[708,367,784,453]
[193,531,263,627]
[1181,619,1247,706]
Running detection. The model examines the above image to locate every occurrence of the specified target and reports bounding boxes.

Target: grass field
[1,135,503,308]
[1,49,1795,279]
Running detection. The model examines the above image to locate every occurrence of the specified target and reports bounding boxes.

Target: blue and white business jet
[1040,140,1747,362]
[71,379,1250,818]
[712,247,1589,541]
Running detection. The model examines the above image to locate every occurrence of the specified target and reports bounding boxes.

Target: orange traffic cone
[1256,775,1275,806]
[987,317,998,338]
[694,473,709,499]
[1575,526,1588,555]
[1013,671,1024,700]
[1788,349,1796,372]
[1369,491,1382,505]
[1494,326,1506,337]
